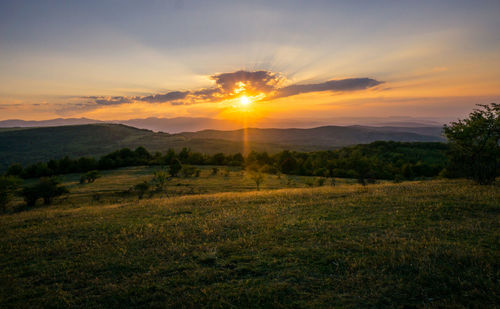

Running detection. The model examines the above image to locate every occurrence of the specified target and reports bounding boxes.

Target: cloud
[88,96,133,105]
[83,71,382,106]
[271,78,382,99]
[211,70,283,94]
[139,91,189,103]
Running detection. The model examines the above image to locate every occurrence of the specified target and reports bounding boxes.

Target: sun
[240,95,251,106]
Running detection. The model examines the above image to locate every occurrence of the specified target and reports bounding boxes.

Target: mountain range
[0,116,446,133]
[0,123,445,171]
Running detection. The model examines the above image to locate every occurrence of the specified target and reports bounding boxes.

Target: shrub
[134,181,150,199]
[152,169,170,192]
[169,159,182,177]
[80,170,100,184]
[21,177,68,206]
[0,176,21,211]
[181,166,197,178]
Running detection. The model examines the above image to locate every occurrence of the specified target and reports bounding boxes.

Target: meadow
[0,168,498,308]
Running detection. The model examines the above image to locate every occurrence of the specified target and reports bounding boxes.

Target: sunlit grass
[0,178,498,307]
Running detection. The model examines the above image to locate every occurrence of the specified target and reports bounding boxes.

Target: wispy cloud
[271,78,382,99]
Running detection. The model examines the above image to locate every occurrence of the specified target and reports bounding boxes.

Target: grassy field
[0,175,499,307]
[15,166,358,209]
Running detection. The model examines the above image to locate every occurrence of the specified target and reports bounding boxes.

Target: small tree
[169,159,182,177]
[152,169,170,192]
[86,170,100,183]
[444,103,499,184]
[80,170,100,184]
[249,171,265,191]
[350,152,371,186]
[211,167,219,176]
[134,181,150,199]
[38,177,69,205]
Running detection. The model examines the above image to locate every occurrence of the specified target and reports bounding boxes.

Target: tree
[443,103,500,184]
[151,169,170,192]
[80,170,100,184]
[134,181,150,199]
[211,153,226,165]
[0,176,21,211]
[169,159,182,177]
[84,170,100,183]
[350,152,371,186]
[278,151,297,174]
[39,177,69,205]
[249,171,265,191]
[21,177,68,206]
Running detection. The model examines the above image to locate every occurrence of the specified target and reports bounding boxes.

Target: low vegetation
[0,180,498,307]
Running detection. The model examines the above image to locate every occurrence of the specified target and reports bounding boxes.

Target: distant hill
[0,116,446,133]
[0,123,444,170]
[180,126,444,147]
[0,117,103,127]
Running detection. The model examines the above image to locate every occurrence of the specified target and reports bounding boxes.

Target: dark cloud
[139,91,189,103]
[191,88,220,101]
[89,96,133,105]
[83,71,382,106]
[211,70,283,94]
[272,78,382,99]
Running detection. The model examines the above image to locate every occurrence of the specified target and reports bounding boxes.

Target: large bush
[20,177,68,207]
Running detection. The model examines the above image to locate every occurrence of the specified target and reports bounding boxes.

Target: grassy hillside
[0,124,444,171]
[0,124,247,170]
[0,179,498,307]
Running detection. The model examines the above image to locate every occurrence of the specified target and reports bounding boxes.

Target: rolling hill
[0,116,446,133]
[0,123,444,170]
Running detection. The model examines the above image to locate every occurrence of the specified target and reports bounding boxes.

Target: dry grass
[0,179,499,308]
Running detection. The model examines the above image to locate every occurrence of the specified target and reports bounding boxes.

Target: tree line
[4,142,448,182]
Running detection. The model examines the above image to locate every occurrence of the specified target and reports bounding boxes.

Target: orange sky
[1,1,499,122]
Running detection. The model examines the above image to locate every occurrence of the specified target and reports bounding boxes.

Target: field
[0,169,499,308]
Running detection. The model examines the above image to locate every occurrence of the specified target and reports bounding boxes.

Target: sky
[1,0,499,124]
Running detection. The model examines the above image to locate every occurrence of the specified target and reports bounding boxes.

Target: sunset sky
[1,0,499,123]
